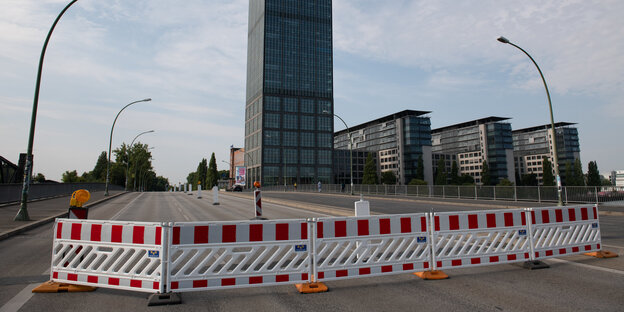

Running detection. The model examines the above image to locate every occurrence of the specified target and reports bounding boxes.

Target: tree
[481,160,491,186]
[92,151,108,182]
[186,171,198,187]
[573,158,584,186]
[587,161,601,186]
[207,153,219,187]
[542,157,555,186]
[460,174,474,185]
[196,158,208,186]
[435,158,447,185]
[408,178,427,185]
[33,173,46,183]
[497,178,513,186]
[521,173,538,186]
[381,171,397,185]
[62,170,80,183]
[564,161,574,186]
[450,160,460,185]
[416,155,424,180]
[362,153,378,184]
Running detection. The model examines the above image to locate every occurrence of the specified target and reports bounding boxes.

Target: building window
[283,131,298,146]
[265,130,280,145]
[318,116,332,131]
[301,149,315,164]
[284,149,298,164]
[265,96,280,111]
[301,99,314,113]
[284,98,298,112]
[301,132,315,147]
[318,101,331,114]
[318,150,331,164]
[317,133,332,148]
[265,113,280,128]
[301,115,315,130]
[264,148,280,163]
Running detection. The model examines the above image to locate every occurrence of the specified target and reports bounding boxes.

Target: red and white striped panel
[52,271,160,293]
[529,205,601,260]
[55,219,163,245]
[316,214,428,239]
[318,262,430,280]
[432,209,531,270]
[170,273,309,291]
[171,219,308,245]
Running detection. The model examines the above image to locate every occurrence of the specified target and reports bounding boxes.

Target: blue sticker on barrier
[417,236,427,243]
[592,223,598,229]
[148,250,159,258]
[518,229,527,236]
[295,244,307,252]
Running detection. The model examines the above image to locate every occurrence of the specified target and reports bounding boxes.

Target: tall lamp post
[323,110,353,195]
[104,98,152,196]
[497,36,563,206]
[126,130,154,191]
[15,0,80,221]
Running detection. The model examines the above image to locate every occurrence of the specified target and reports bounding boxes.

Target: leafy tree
[587,161,601,186]
[601,177,612,186]
[416,154,424,180]
[481,160,491,186]
[408,178,427,185]
[196,158,208,186]
[33,173,46,183]
[92,151,108,182]
[497,178,513,186]
[62,170,81,183]
[435,158,447,185]
[450,160,460,185]
[573,158,584,186]
[381,171,397,185]
[460,174,475,185]
[362,153,378,185]
[149,176,170,191]
[186,171,198,187]
[542,157,555,186]
[521,173,538,186]
[564,161,574,186]
[207,153,219,187]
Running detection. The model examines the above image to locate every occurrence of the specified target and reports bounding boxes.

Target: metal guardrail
[260,184,624,204]
[0,183,124,204]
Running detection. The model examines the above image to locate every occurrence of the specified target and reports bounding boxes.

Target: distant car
[233,185,243,192]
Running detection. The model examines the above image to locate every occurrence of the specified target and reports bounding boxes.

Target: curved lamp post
[105,98,151,196]
[323,110,353,195]
[497,36,562,206]
[15,0,80,221]
[125,130,154,191]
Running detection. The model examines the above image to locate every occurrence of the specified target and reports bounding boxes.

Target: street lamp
[497,36,563,206]
[126,130,155,191]
[15,0,80,221]
[323,110,353,195]
[104,98,152,196]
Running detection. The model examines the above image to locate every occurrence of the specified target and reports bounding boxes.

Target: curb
[0,192,129,242]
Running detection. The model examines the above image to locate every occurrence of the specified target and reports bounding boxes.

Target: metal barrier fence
[47,204,602,296]
[0,183,123,204]
[260,184,624,204]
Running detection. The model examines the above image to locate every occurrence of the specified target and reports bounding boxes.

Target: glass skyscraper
[244,0,334,187]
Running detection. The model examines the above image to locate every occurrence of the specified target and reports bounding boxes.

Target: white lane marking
[0,283,38,312]
[547,258,624,275]
[173,197,192,221]
[111,193,144,220]
[264,202,332,217]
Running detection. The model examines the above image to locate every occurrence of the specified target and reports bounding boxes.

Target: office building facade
[244,0,334,186]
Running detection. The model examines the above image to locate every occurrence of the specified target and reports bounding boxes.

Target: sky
[1,0,623,184]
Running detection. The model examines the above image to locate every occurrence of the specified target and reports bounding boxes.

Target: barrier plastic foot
[32,281,97,293]
[584,250,618,258]
[147,292,182,306]
[522,260,550,270]
[251,216,268,220]
[414,270,449,280]
[295,282,328,293]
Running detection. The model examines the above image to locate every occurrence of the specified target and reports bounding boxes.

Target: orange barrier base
[295,282,328,293]
[32,281,97,293]
[584,250,618,258]
[414,270,449,280]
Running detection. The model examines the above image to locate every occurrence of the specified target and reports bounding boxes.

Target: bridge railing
[0,183,124,204]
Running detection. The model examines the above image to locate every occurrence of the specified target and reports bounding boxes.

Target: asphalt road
[0,192,622,311]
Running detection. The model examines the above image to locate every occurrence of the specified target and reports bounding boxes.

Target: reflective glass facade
[245,0,334,186]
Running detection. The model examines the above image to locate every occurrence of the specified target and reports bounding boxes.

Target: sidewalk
[0,190,127,241]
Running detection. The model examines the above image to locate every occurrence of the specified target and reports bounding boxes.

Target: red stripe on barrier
[68,273,77,281]
[598,243,601,249]
[420,217,427,232]
[437,261,442,268]
[449,215,459,230]
[71,223,82,240]
[250,224,263,242]
[53,272,58,279]
[111,225,123,243]
[581,208,588,220]
[130,280,142,288]
[194,226,209,244]
[471,258,481,264]
[276,223,289,240]
[585,245,591,251]
[249,276,263,284]
[155,227,162,245]
[559,248,567,255]
[403,263,414,271]
[357,219,369,236]
[222,225,236,243]
[153,282,159,290]
[593,206,597,219]
[133,226,145,244]
[490,256,499,263]
[381,265,392,273]
[109,278,119,286]
[423,262,429,269]
[317,222,324,238]
[87,275,98,283]
[336,270,348,277]
[359,267,371,275]
[435,216,440,231]
[521,211,526,226]
[193,280,207,288]
[535,252,539,258]
[507,254,516,261]
[221,278,235,286]
[335,221,347,237]
[530,211,535,225]
[56,223,63,239]
[316,272,323,279]
[302,273,308,281]
[379,218,390,234]
[555,209,563,223]
[524,253,529,259]
[91,224,102,242]
[572,246,579,252]
[468,214,478,229]
[401,217,411,233]
[301,223,308,240]
[504,212,513,227]
[172,227,180,245]
[276,275,289,282]
[541,210,550,224]
[486,213,496,228]
[171,282,179,289]
[546,250,553,256]
[452,259,462,266]
[568,208,576,221]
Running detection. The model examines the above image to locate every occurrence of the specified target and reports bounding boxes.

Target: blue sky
[1,0,623,184]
